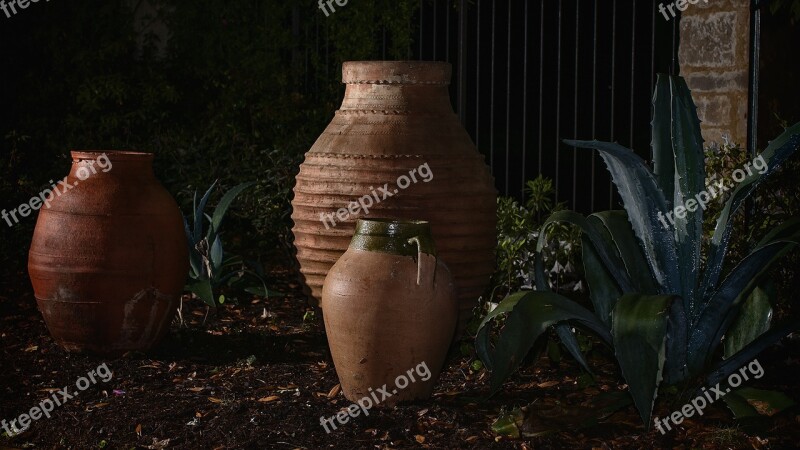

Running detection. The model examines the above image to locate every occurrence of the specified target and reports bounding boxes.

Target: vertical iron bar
[446,0,451,62]
[629,0,636,148]
[505,0,512,195]
[419,0,424,59]
[609,0,617,209]
[538,0,545,172]
[573,0,579,210]
[433,0,438,60]
[555,0,562,204]
[591,1,598,212]
[325,18,329,82]
[476,0,481,150]
[746,0,761,229]
[672,8,680,75]
[408,11,412,59]
[304,17,309,94]
[521,0,529,197]
[458,0,468,124]
[651,0,656,101]
[490,0,496,173]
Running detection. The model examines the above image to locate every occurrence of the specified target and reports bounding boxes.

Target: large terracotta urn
[322,219,457,404]
[28,151,188,355]
[291,61,497,328]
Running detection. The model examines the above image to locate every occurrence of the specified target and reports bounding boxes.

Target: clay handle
[407,236,436,287]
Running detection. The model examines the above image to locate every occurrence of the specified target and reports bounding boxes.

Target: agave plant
[476,74,800,426]
[184,180,264,307]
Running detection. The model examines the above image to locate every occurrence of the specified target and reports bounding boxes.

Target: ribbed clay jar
[28,151,188,355]
[322,219,457,404]
[291,61,497,328]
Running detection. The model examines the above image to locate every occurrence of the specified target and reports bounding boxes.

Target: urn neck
[350,219,436,257]
[339,61,455,116]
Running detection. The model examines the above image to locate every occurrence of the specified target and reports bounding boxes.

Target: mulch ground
[1,266,799,449]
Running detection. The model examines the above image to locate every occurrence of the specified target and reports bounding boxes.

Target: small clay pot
[28,151,188,355]
[322,219,457,405]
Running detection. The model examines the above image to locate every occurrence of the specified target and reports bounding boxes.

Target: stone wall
[679,0,751,146]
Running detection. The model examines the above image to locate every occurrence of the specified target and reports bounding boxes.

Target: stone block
[679,12,739,68]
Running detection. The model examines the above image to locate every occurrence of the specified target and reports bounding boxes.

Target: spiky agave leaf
[611,294,676,426]
[477,291,611,395]
[689,219,800,373]
[563,140,680,296]
[700,123,800,302]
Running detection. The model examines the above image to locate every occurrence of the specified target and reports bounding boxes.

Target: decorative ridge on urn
[342,61,451,85]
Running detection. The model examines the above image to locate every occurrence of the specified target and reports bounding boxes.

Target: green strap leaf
[612,294,676,426]
[209,181,256,239]
[194,180,217,243]
[723,282,773,359]
[210,233,224,275]
[724,388,796,419]
[188,279,216,308]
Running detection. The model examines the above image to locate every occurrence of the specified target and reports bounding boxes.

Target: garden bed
[1,267,798,449]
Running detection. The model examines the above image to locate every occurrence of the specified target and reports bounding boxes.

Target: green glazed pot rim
[351,218,436,256]
[356,218,429,231]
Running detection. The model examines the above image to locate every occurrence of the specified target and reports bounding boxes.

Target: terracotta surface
[291,61,497,328]
[28,151,188,355]
[322,219,457,404]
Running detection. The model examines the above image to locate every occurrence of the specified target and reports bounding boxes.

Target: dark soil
[1,266,799,450]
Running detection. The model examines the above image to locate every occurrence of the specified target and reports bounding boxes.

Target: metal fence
[415,0,681,213]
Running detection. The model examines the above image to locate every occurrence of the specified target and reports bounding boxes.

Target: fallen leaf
[145,437,170,449]
[538,381,559,388]
[258,396,280,403]
[188,387,204,392]
[208,397,224,403]
[327,384,341,399]
[85,402,110,412]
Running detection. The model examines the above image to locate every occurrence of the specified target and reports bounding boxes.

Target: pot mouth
[342,61,451,85]
[355,218,430,235]
[71,151,154,161]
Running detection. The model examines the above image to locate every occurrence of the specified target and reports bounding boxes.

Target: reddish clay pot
[292,61,497,329]
[28,151,188,355]
[322,219,457,405]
